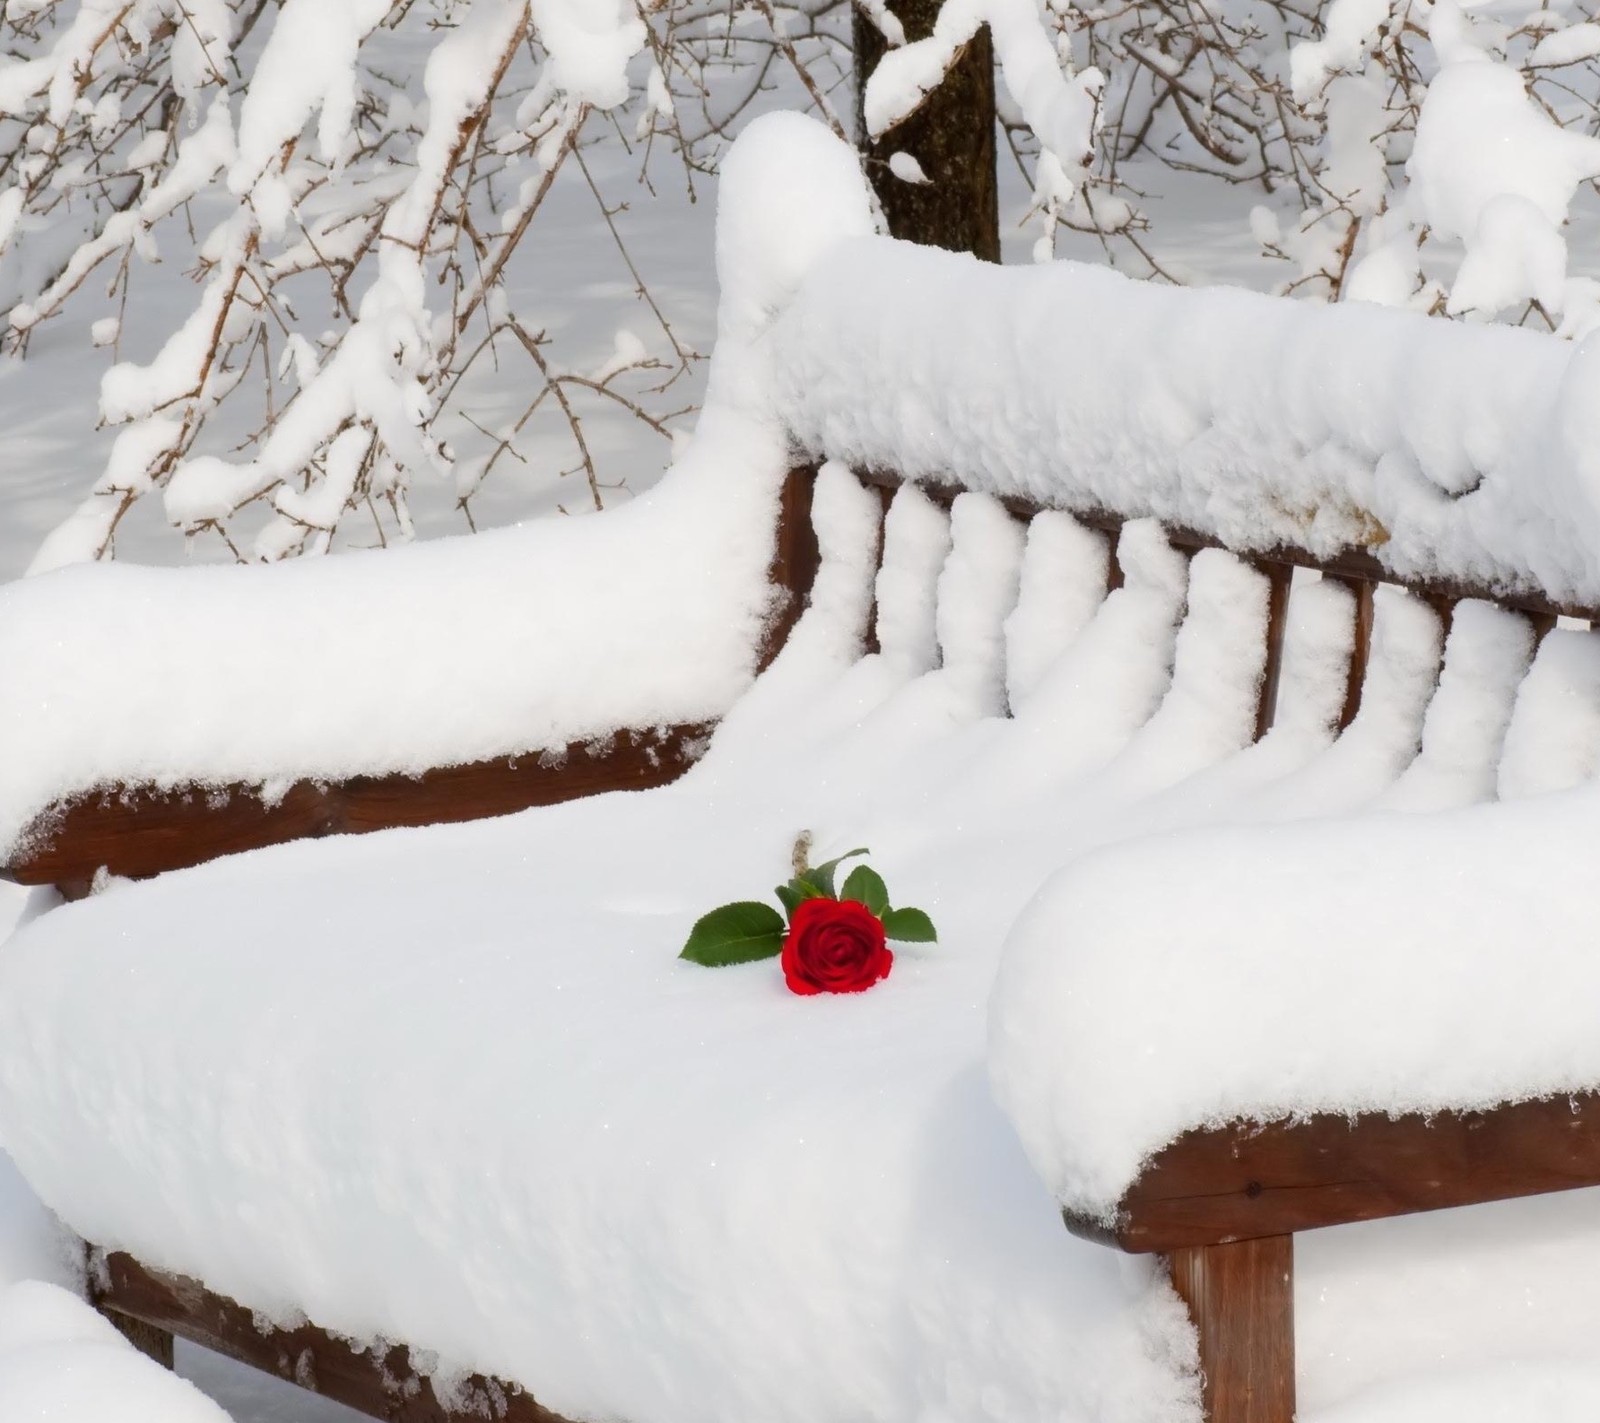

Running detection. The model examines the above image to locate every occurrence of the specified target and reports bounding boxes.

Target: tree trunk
[853,2,1000,262]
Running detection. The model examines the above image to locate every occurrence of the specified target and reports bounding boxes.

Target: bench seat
[0,675,1201,1421]
[7,463,1600,1422]
[10,114,1600,1423]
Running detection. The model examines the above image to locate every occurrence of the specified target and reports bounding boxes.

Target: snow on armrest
[0,458,793,883]
[987,793,1600,1242]
[0,111,882,884]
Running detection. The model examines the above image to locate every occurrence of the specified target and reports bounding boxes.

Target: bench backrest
[6,445,1591,893]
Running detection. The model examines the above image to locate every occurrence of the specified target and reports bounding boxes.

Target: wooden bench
[6,450,1600,1423]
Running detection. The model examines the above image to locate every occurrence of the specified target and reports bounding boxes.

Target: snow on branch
[1,0,728,569]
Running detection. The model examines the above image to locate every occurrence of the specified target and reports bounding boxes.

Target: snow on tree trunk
[853,1,1000,262]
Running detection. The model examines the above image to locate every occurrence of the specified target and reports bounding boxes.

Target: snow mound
[988,786,1600,1225]
[8,463,1600,1421]
[766,230,1600,606]
[0,1279,233,1422]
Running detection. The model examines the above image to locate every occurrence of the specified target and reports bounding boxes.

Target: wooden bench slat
[93,1251,570,1423]
[1252,561,1292,741]
[1329,575,1375,732]
[1066,1091,1600,1255]
[761,464,822,669]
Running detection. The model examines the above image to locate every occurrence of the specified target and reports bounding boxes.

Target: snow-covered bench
[8,113,1600,1423]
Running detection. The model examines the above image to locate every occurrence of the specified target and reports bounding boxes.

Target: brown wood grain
[1328,574,1375,732]
[1066,1091,1600,1254]
[1169,1237,1294,1423]
[4,723,712,886]
[1106,523,1126,595]
[1252,561,1292,741]
[760,464,822,670]
[93,1251,572,1423]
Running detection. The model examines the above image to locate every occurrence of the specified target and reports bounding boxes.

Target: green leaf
[881,906,937,943]
[777,877,825,921]
[840,864,889,916]
[804,846,870,898]
[680,901,788,966]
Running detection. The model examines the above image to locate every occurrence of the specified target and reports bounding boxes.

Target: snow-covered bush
[0,0,864,567]
[1057,0,1600,319]
[5,0,1600,570]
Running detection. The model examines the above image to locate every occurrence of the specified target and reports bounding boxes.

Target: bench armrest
[1,468,820,889]
[4,723,715,889]
[1068,1092,1600,1254]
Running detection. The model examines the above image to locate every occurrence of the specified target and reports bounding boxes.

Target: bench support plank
[1169,1236,1293,1423]
[93,1251,573,1423]
[1066,1091,1600,1255]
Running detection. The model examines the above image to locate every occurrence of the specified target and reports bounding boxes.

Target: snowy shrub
[987,0,1600,321]
[5,0,1600,569]
[0,0,857,567]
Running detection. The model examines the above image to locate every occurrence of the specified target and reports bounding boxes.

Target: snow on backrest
[1252,587,1446,815]
[1003,520,1189,777]
[874,485,951,678]
[1380,601,1537,811]
[933,494,1026,717]
[1499,628,1600,799]
[1270,579,1358,741]
[1002,512,1110,713]
[1112,549,1269,792]
[760,187,1600,611]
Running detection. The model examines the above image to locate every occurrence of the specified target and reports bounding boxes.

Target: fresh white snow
[6,448,1600,1422]
[767,234,1600,607]
[0,1280,233,1423]
[989,785,1600,1226]
[4,101,1600,1423]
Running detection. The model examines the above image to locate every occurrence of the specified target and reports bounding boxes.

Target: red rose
[780,897,893,996]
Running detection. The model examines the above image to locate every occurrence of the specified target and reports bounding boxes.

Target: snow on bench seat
[0,522,1209,1423]
[7,461,1600,1423]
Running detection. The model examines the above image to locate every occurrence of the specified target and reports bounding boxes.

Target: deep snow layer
[0,430,777,864]
[0,1280,232,1423]
[766,233,1600,606]
[6,466,1600,1423]
[989,788,1600,1227]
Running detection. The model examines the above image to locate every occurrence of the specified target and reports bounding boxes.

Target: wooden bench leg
[1169,1236,1294,1423]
